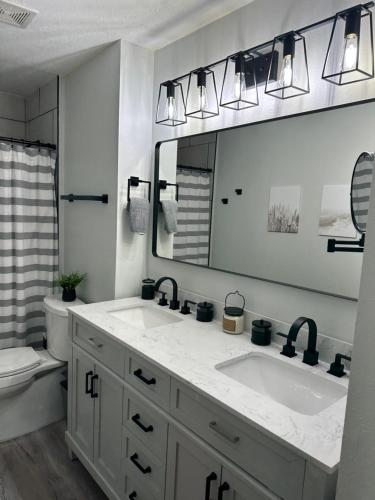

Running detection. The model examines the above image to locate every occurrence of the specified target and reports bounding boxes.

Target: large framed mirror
[153,101,375,300]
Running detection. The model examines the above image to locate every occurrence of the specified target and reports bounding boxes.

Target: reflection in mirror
[153,102,375,299]
[351,152,375,233]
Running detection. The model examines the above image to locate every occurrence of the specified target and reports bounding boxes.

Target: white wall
[26,78,58,145]
[0,92,26,139]
[115,40,154,298]
[209,104,374,299]
[62,43,120,302]
[149,0,375,345]
[61,41,154,302]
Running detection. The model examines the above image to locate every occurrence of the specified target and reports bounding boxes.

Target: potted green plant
[55,272,87,302]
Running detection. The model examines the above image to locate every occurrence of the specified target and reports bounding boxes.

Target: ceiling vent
[0,0,38,28]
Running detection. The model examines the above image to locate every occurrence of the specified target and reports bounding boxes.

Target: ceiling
[0,0,254,96]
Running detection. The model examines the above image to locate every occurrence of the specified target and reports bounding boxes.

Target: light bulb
[199,85,208,110]
[165,96,176,120]
[234,72,246,100]
[279,54,293,87]
[341,33,358,72]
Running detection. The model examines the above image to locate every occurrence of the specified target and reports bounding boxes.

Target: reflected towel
[161,200,178,234]
[128,198,150,234]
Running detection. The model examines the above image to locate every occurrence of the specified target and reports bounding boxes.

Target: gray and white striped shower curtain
[0,143,58,349]
[173,169,211,265]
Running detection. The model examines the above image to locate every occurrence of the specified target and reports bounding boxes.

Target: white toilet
[0,295,83,441]
[44,295,84,361]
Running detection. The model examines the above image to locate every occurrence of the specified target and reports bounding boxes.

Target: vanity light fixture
[265,31,310,99]
[155,80,187,126]
[322,5,374,85]
[155,2,375,125]
[185,68,219,119]
[220,52,259,110]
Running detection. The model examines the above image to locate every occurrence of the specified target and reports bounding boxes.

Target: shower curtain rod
[0,136,56,150]
[177,164,213,173]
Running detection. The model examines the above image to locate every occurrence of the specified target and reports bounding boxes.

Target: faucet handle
[327,353,352,378]
[180,300,197,315]
[276,332,297,358]
[156,291,168,306]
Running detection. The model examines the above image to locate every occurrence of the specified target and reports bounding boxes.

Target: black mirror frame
[152,98,375,301]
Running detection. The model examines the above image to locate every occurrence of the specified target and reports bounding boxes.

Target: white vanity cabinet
[165,425,279,500]
[67,313,338,500]
[70,344,123,495]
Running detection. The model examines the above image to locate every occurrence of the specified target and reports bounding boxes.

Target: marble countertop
[69,296,348,473]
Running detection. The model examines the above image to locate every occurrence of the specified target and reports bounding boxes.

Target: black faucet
[154,277,180,310]
[278,317,319,366]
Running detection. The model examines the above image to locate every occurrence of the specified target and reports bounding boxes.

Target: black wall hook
[235,189,243,195]
[221,198,229,204]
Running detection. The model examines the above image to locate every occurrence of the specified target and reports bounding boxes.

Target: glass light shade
[185,68,219,119]
[265,31,310,99]
[156,81,187,126]
[220,52,258,110]
[322,5,374,85]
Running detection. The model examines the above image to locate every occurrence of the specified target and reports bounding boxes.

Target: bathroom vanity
[66,298,346,500]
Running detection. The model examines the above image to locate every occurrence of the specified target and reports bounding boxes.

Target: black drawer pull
[90,374,99,398]
[134,368,156,386]
[85,371,93,395]
[218,482,230,500]
[129,492,137,500]
[209,421,240,444]
[131,413,154,433]
[205,472,217,500]
[130,453,151,474]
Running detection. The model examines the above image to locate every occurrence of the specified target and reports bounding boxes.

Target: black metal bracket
[327,234,365,253]
[158,180,179,203]
[246,50,278,87]
[127,176,151,202]
[60,194,108,204]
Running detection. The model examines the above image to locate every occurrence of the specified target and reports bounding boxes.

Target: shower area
[0,78,59,350]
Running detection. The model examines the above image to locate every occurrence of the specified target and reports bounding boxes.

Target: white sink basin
[216,353,347,416]
[109,305,183,330]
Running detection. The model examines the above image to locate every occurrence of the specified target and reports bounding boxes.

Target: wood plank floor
[0,420,107,500]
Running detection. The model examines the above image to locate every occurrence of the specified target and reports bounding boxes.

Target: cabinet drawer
[124,475,159,500]
[72,318,125,377]
[123,389,168,461]
[170,380,305,500]
[122,429,165,500]
[125,352,170,409]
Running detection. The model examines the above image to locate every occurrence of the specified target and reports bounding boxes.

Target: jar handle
[224,290,245,310]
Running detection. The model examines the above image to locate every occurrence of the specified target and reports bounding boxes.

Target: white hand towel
[128,198,150,234]
[161,199,178,234]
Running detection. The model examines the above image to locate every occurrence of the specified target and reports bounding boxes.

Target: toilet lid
[44,295,84,317]
[0,347,41,378]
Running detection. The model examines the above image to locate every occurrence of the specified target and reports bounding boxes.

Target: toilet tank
[44,296,84,361]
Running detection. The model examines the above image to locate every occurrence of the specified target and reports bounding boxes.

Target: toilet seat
[0,348,41,378]
[0,348,41,390]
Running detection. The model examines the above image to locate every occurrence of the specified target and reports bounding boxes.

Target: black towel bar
[127,176,151,202]
[60,194,108,204]
[158,180,179,203]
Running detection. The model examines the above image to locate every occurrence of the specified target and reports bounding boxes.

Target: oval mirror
[351,152,375,234]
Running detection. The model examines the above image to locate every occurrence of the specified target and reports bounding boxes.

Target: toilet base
[0,364,66,442]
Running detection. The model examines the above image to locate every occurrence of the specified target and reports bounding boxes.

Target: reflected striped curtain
[173,169,211,265]
[0,142,58,349]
